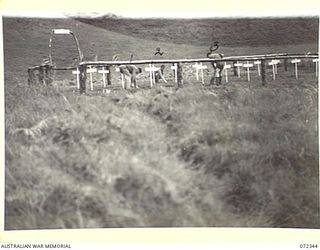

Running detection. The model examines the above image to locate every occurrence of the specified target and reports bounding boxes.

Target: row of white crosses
[268,59,280,80]
[192,62,208,84]
[72,57,319,89]
[72,66,109,90]
[290,58,319,79]
[145,64,161,87]
[234,61,256,81]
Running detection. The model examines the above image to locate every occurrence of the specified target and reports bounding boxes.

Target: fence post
[177,62,183,87]
[44,64,54,85]
[232,61,237,76]
[261,59,266,85]
[106,65,112,85]
[284,58,288,71]
[79,64,87,94]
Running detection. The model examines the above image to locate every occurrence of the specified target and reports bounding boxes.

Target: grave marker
[243,61,254,81]
[72,67,80,89]
[192,63,200,80]
[145,64,160,87]
[224,63,232,83]
[291,59,301,79]
[171,63,178,82]
[254,60,261,76]
[98,67,110,88]
[234,61,243,78]
[87,66,97,91]
[272,59,280,74]
[313,58,319,77]
[268,61,277,80]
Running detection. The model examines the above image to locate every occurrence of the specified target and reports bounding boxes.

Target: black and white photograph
[2,10,319,230]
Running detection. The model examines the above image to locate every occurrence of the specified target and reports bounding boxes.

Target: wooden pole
[177,62,183,87]
[284,58,288,71]
[261,59,266,85]
[233,61,237,76]
[106,65,111,85]
[79,64,87,94]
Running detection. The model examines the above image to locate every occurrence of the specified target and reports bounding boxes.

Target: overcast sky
[2,11,318,18]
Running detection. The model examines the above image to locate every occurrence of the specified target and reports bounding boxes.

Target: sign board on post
[98,67,110,88]
[72,68,80,89]
[234,61,243,78]
[254,60,261,76]
[224,63,232,83]
[291,59,301,79]
[243,61,254,82]
[52,29,71,35]
[87,66,97,91]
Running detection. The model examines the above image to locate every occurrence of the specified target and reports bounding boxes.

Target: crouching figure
[119,65,142,89]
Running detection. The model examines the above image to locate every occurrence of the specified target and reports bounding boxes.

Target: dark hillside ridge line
[76,17,319,47]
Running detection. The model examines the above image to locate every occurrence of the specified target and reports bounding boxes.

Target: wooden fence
[28,53,318,93]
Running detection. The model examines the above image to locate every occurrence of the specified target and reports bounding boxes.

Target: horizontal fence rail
[28,53,319,92]
[79,54,318,66]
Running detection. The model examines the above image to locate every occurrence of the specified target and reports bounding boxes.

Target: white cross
[145,64,160,87]
[171,64,178,82]
[192,63,201,80]
[98,67,110,88]
[234,62,243,78]
[115,67,125,88]
[291,59,301,79]
[268,61,278,80]
[313,58,319,77]
[87,66,97,91]
[254,60,261,76]
[271,59,280,74]
[243,61,254,82]
[224,63,232,83]
[72,68,80,89]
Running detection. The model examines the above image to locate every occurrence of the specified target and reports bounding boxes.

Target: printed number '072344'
[300,244,318,248]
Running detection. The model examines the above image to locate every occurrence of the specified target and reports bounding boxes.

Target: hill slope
[76,17,319,47]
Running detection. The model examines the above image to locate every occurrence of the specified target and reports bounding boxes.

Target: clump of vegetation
[5,75,318,229]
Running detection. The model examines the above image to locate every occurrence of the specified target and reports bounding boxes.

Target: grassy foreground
[5,76,319,229]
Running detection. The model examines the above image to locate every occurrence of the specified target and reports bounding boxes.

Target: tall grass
[5,74,318,229]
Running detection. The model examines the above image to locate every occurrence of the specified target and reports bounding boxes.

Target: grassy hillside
[3,17,319,229]
[77,17,319,47]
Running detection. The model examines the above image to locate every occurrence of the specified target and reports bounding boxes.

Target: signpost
[243,61,254,82]
[224,63,232,83]
[234,61,243,78]
[87,66,97,91]
[98,67,110,88]
[291,59,301,79]
[72,68,80,89]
